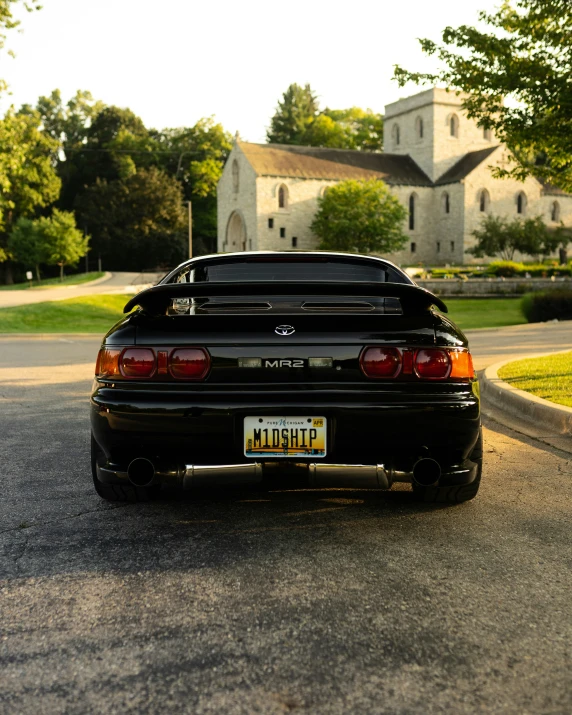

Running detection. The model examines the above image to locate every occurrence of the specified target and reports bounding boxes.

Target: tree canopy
[470,214,569,261]
[75,167,188,270]
[267,84,384,151]
[394,0,572,192]
[36,209,89,280]
[310,179,408,254]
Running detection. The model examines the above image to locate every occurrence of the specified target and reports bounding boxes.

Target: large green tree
[310,179,408,254]
[267,84,384,151]
[394,0,572,192]
[0,110,61,281]
[154,118,232,254]
[75,167,188,270]
[267,83,319,145]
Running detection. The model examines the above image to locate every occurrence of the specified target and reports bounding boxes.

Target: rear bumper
[91,382,481,487]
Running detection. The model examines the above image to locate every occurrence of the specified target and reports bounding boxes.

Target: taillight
[95,348,121,378]
[415,349,451,379]
[359,346,475,381]
[360,347,402,378]
[121,348,156,378]
[95,347,210,381]
[169,348,210,380]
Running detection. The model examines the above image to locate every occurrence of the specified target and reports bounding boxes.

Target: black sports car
[91,252,481,503]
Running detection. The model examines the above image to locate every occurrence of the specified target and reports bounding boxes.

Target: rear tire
[91,434,159,502]
[412,428,483,504]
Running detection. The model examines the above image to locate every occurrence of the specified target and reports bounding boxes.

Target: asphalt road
[1,327,571,714]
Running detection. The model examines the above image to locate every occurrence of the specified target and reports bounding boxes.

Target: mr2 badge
[264,359,304,368]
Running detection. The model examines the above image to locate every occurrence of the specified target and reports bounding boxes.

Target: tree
[75,167,187,270]
[7,217,47,281]
[394,0,572,192]
[267,84,384,151]
[267,83,319,145]
[321,108,384,152]
[155,118,232,254]
[37,209,89,281]
[0,110,61,282]
[469,214,566,261]
[310,179,408,254]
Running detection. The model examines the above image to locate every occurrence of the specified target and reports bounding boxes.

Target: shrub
[521,290,572,322]
[486,261,525,277]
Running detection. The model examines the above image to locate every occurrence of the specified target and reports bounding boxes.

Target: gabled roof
[238,142,433,187]
[435,146,499,186]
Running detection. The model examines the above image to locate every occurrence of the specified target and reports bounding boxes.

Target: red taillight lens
[360,347,402,378]
[95,348,121,378]
[169,348,210,380]
[415,349,451,379]
[120,348,156,378]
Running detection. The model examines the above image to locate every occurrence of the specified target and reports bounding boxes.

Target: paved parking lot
[1,329,571,713]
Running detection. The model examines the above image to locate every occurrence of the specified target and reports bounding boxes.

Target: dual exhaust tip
[127,456,442,489]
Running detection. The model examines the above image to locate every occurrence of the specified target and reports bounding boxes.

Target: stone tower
[383,88,495,182]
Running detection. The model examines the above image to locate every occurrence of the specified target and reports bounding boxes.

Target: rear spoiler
[123,281,447,315]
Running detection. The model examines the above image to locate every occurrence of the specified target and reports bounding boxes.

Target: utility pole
[188,201,193,259]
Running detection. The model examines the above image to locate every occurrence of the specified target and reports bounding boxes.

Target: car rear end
[90,253,481,502]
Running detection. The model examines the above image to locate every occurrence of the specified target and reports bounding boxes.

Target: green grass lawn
[0,294,132,333]
[0,272,105,291]
[442,298,526,330]
[499,352,572,408]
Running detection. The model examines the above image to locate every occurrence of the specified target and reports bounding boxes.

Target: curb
[481,350,572,448]
[63,271,112,289]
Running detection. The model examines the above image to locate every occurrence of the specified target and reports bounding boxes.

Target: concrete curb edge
[481,350,572,438]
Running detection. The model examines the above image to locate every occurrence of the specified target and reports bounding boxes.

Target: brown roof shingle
[239,142,433,186]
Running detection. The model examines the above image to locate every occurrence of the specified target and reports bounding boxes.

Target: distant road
[466,321,572,370]
[0,272,164,309]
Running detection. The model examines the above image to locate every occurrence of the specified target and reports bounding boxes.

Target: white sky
[1,0,500,142]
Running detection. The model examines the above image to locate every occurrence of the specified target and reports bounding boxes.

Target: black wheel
[412,428,483,504]
[91,434,159,502]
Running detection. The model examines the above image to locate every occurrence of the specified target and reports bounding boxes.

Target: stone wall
[217,144,258,252]
[418,277,572,296]
[255,176,337,251]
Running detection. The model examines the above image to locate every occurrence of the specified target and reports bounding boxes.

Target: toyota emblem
[275,325,295,336]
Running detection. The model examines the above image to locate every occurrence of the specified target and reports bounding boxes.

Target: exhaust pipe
[412,458,441,487]
[127,457,157,487]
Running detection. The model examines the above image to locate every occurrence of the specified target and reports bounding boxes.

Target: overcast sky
[1,0,500,142]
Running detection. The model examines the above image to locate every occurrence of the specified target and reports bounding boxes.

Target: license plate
[244,416,327,458]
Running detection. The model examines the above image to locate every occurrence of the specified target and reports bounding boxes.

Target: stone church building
[217,88,571,265]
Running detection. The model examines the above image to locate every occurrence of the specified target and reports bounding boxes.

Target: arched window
[442,192,450,214]
[449,114,459,138]
[483,127,492,141]
[415,116,424,140]
[409,194,416,231]
[232,160,239,193]
[551,201,561,222]
[392,123,400,147]
[278,184,289,209]
[479,189,490,212]
[516,191,527,214]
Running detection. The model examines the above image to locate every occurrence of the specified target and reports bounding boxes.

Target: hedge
[521,290,572,322]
